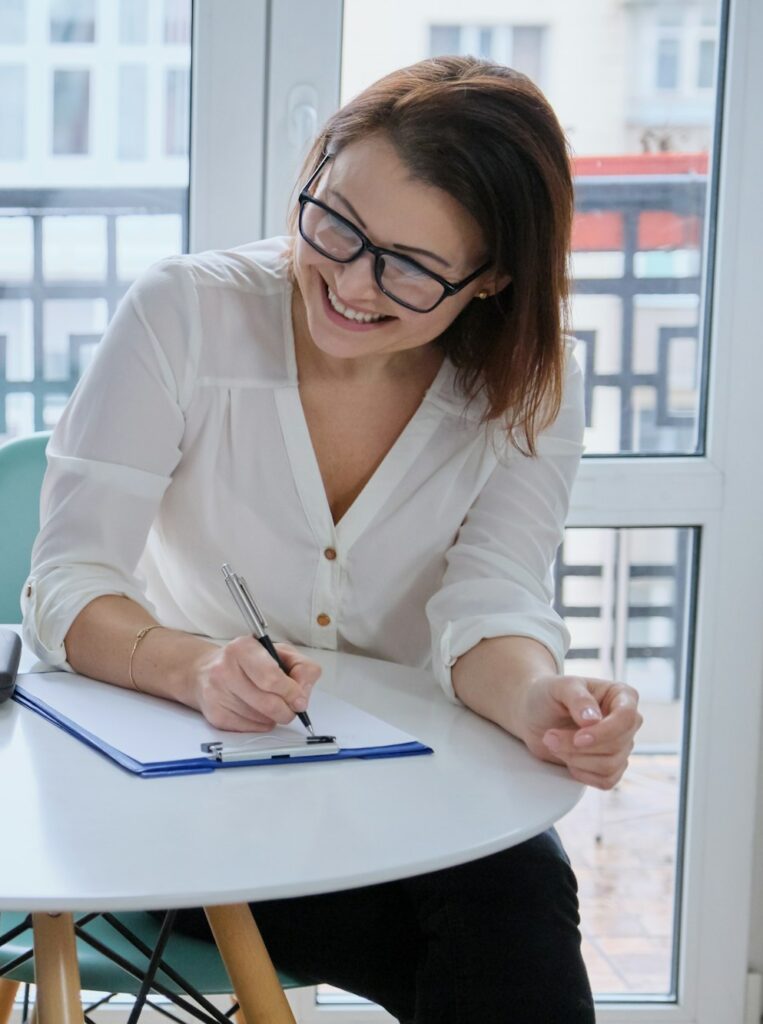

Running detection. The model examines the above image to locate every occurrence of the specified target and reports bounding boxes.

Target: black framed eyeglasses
[297,153,493,314]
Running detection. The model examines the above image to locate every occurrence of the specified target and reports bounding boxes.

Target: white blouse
[22,236,585,701]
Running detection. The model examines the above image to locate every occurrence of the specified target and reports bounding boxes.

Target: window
[656,36,680,90]
[429,24,459,53]
[0,66,25,160]
[164,67,190,156]
[49,0,95,44]
[163,0,191,45]
[512,26,544,84]
[118,65,147,160]
[697,37,715,88]
[1,0,191,442]
[0,0,25,43]
[119,0,148,45]
[52,69,90,155]
[428,24,546,85]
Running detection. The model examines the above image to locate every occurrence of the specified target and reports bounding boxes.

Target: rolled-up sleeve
[21,257,199,669]
[426,346,586,702]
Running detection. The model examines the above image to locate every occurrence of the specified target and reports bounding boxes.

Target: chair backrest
[0,432,50,623]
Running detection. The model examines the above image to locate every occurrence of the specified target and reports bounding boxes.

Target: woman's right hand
[190,637,322,732]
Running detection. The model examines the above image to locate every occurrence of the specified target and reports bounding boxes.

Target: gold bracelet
[128,624,163,692]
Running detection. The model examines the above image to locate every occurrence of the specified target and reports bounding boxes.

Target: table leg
[31,913,83,1024]
[204,904,295,1024]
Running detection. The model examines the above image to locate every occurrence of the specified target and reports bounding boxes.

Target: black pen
[221,563,315,736]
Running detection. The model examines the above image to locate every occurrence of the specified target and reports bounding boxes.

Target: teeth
[327,286,386,323]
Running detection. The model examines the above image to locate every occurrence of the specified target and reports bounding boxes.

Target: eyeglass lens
[300,201,445,311]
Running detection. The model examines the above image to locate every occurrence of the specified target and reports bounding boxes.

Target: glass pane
[0,0,26,43]
[656,37,680,90]
[164,0,191,44]
[0,0,192,441]
[341,0,724,456]
[118,65,148,160]
[698,38,715,88]
[0,66,25,159]
[554,527,694,997]
[164,67,191,156]
[52,69,90,155]
[49,0,95,43]
[119,0,148,45]
[315,524,696,1008]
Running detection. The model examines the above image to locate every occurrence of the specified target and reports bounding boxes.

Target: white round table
[0,637,583,1022]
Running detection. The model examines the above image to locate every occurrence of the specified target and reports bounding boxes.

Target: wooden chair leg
[230,994,248,1024]
[32,913,83,1024]
[204,904,294,1024]
[0,981,21,1024]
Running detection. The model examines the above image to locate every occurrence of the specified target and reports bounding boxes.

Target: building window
[512,26,545,84]
[119,0,148,45]
[164,67,190,156]
[52,68,90,155]
[697,38,715,89]
[0,65,25,159]
[118,65,147,160]
[428,24,546,85]
[656,36,680,90]
[163,0,191,45]
[50,0,95,44]
[429,25,460,53]
[0,0,25,43]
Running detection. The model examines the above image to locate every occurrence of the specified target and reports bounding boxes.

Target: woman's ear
[492,272,513,294]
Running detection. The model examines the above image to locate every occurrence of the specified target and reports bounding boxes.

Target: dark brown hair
[290,56,574,455]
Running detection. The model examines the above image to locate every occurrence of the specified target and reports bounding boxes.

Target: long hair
[289,56,574,455]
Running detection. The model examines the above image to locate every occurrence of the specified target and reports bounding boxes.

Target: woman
[23,57,641,1022]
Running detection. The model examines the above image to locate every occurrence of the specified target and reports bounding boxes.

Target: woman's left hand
[519,675,643,790]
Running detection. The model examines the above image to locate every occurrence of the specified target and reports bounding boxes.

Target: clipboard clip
[201,734,338,763]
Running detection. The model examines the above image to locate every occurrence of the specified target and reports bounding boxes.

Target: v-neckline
[275,282,452,553]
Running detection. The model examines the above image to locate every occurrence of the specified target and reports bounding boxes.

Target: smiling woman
[21,55,642,1023]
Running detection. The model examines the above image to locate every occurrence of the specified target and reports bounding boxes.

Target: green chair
[0,432,50,624]
[0,431,306,1022]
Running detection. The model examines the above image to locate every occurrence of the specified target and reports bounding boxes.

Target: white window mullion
[188,0,267,252]
[263,0,342,238]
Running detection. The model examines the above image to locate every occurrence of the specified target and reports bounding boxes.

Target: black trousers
[170,827,595,1024]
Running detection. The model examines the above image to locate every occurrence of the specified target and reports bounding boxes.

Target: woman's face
[291,135,497,367]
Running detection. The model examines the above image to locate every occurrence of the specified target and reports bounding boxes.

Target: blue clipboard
[14,671,432,778]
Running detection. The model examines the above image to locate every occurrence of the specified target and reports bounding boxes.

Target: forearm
[451,635,558,745]
[64,594,217,707]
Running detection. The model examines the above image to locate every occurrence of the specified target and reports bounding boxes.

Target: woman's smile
[319,276,395,332]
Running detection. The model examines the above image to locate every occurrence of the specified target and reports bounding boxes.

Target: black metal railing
[0,178,703,702]
[0,187,187,435]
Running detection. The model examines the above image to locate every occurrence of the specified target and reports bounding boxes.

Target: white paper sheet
[16,671,421,765]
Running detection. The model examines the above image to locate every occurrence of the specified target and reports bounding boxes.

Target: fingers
[273,643,323,689]
[548,678,642,747]
[543,729,634,789]
[200,638,322,727]
[571,689,642,750]
[543,681,643,790]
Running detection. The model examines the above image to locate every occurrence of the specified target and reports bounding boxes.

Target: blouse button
[324,547,337,561]
[316,613,331,627]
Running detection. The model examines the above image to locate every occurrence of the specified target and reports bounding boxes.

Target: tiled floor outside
[557,752,680,996]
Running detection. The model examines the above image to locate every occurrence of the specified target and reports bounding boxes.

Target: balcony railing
[0,175,704,706]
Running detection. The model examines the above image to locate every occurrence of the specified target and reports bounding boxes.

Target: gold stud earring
[477,290,489,300]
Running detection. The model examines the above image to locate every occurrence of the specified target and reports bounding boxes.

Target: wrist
[134,626,219,708]
[451,635,558,744]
